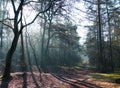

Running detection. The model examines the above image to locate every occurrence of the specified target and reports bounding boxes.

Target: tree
[83,0,106,72]
[105,0,114,72]
[48,21,81,68]
[0,0,8,47]
[85,26,98,67]
[97,0,105,72]
[0,0,53,80]
[38,0,75,70]
[84,0,120,72]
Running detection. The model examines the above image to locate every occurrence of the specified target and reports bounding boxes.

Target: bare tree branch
[0,18,14,21]
[11,0,16,13]
[0,20,14,30]
[23,3,52,28]
[16,0,24,15]
[24,0,40,5]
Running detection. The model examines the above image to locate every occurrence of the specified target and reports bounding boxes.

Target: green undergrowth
[87,72,120,82]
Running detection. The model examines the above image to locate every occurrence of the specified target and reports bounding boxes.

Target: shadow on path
[52,73,102,88]
[0,78,12,88]
[51,68,103,88]
[22,73,27,88]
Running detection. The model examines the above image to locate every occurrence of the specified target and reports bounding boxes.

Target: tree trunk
[40,15,47,68]
[0,27,3,47]
[106,2,114,72]
[21,31,27,73]
[97,0,105,72]
[2,34,19,80]
[25,34,40,88]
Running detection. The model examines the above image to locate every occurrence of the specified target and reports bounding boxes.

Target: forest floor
[0,67,120,88]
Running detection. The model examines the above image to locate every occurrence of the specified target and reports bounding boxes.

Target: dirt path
[52,68,102,88]
[0,68,120,88]
[53,68,120,88]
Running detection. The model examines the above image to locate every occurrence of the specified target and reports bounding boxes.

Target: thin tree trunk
[25,32,40,88]
[0,26,3,47]
[97,0,105,72]
[21,31,27,73]
[41,14,47,67]
[44,7,53,57]
[28,35,42,74]
[106,4,114,72]
[0,0,8,47]
[45,19,51,56]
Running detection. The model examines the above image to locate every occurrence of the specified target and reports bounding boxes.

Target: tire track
[52,73,102,88]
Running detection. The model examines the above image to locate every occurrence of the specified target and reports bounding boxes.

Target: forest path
[52,67,101,88]
[52,67,120,88]
[0,67,120,88]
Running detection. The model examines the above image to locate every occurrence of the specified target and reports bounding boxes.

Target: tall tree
[0,0,53,80]
[0,0,8,47]
[105,0,114,72]
[97,0,105,72]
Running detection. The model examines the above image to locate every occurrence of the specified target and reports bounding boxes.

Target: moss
[87,73,120,82]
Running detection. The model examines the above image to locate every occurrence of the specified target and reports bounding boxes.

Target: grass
[87,72,120,82]
[0,75,2,79]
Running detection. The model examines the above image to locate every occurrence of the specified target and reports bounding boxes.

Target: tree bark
[106,1,114,72]
[97,0,105,72]
[0,26,3,47]
[21,31,27,73]
[2,34,19,80]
